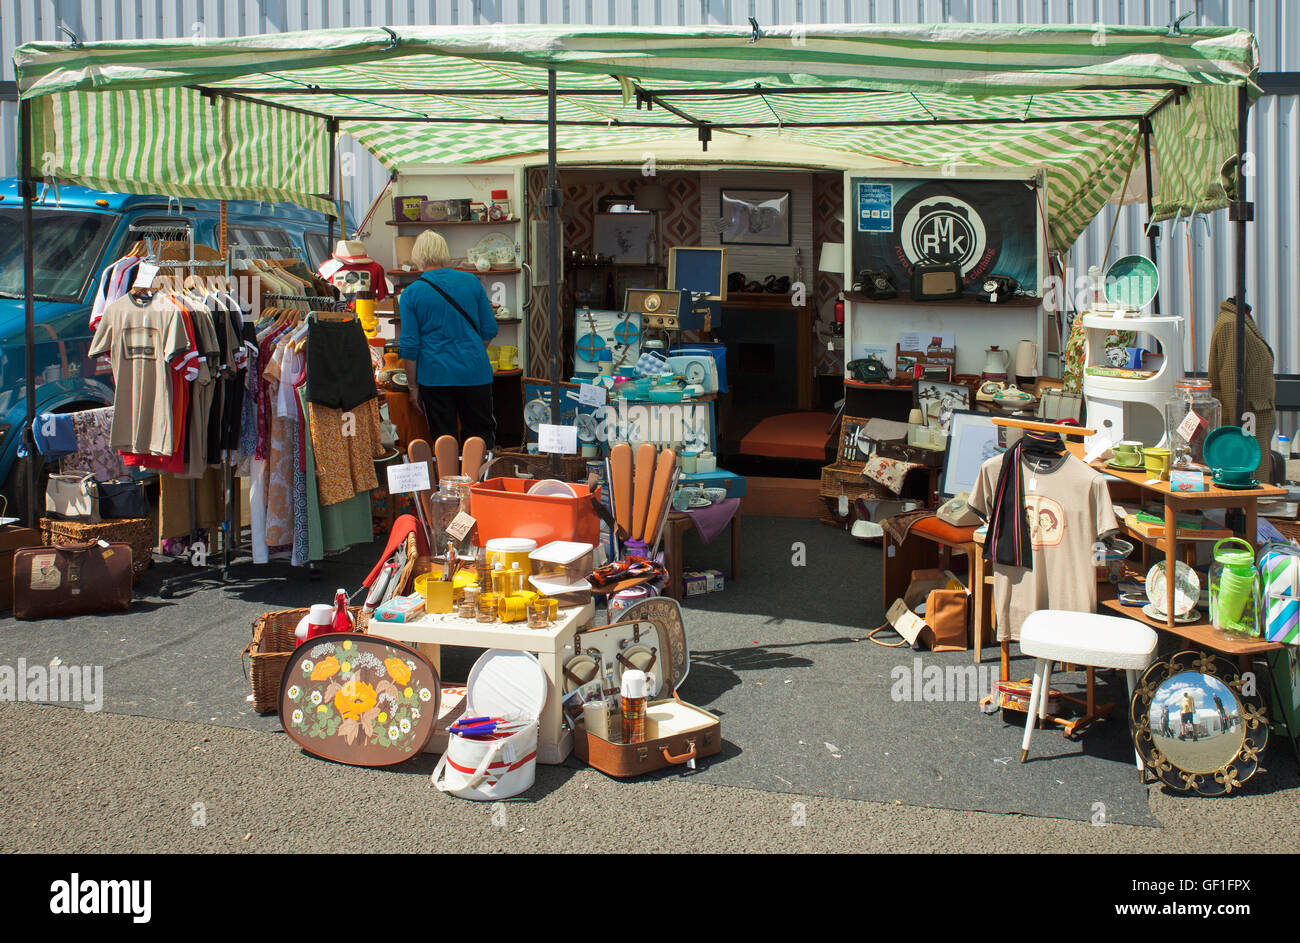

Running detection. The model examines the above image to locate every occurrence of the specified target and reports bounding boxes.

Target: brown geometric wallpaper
[525,168,701,376]
[812,171,845,376]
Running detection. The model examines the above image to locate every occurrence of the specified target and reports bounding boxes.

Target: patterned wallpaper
[813,171,845,377]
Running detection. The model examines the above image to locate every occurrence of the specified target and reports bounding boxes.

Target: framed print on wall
[719,188,792,246]
[594,212,654,265]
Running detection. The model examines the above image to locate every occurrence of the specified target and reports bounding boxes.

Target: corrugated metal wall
[3,0,1297,416]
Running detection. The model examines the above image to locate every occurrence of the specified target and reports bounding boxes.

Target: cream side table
[367,602,595,764]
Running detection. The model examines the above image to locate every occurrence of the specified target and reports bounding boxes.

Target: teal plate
[1212,477,1261,490]
[1203,425,1261,475]
[1104,254,1159,309]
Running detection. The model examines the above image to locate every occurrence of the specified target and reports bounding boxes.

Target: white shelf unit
[1080,312,1184,445]
[374,165,529,371]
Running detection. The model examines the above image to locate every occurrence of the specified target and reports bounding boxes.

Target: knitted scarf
[985,431,1067,567]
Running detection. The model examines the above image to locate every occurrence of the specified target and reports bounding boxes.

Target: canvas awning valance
[13,23,1260,245]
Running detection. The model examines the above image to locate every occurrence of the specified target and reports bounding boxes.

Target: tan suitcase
[567,596,723,777]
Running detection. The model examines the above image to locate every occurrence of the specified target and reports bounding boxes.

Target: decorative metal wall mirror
[1131,650,1268,795]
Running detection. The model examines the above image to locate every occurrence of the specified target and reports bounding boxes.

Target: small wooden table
[1091,462,1287,666]
[662,509,742,601]
[367,602,595,764]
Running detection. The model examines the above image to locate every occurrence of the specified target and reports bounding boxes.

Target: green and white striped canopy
[13,23,1259,244]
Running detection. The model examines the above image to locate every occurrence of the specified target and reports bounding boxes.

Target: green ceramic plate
[1202,425,1261,475]
[1104,254,1159,310]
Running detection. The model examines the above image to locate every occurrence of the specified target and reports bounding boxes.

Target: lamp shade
[634,182,670,211]
[818,242,845,275]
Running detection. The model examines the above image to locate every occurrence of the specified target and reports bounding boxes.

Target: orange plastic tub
[469,478,602,547]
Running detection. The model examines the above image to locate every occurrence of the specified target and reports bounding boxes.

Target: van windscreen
[0,208,119,303]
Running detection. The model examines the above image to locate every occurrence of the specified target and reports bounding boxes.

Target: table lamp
[818,242,846,336]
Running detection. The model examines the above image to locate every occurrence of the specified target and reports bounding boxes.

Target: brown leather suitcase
[12,541,133,620]
[567,596,723,777]
[573,692,721,776]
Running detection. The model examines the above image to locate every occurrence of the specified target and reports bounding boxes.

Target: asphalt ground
[3,516,1300,851]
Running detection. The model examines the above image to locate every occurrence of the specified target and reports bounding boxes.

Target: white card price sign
[132,261,160,289]
[538,423,579,455]
[386,460,431,494]
[579,383,607,406]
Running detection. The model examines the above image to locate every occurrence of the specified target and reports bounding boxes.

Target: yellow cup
[421,578,455,614]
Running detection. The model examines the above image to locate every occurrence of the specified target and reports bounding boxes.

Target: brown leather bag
[12,541,133,620]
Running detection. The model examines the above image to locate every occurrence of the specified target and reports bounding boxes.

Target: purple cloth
[684,497,740,544]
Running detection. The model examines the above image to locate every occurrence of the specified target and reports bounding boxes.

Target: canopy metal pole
[546,69,562,477]
[1141,118,1160,315]
[327,119,338,245]
[19,98,37,526]
[1233,85,1249,427]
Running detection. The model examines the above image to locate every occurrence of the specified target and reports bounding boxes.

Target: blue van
[0,178,353,508]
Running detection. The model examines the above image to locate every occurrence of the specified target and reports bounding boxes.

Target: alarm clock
[625,288,684,330]
[909,262,964,301]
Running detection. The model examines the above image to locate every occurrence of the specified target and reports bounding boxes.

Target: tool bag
[12,540,133,620]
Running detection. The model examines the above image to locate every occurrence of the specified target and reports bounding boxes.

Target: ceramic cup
[1111,443,1142,467]
[1142,447,1172,480]
[672,489,692,512]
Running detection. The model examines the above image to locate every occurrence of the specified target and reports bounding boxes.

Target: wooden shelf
[721,291,809,310]
[1100,597,1282,655]
[388,218,521,227]
[1091,461,1287,504]
[844,290,1042,308]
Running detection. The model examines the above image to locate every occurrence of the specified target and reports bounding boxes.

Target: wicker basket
[243,605,366,715]
[491,450,591,482]
[40,516,155,582]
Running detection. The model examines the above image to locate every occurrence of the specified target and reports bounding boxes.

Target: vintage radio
[625,288,684,330]
[909,262,964,301]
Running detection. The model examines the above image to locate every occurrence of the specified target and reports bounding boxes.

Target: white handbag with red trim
[431,649,546,801]
[432,720,539,800]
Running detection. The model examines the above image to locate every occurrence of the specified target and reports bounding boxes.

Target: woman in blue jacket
[399,231,499,447]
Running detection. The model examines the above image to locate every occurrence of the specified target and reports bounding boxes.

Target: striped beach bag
[1257,543,1300,645]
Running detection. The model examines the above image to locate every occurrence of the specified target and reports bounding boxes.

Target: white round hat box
[432,649,546,800]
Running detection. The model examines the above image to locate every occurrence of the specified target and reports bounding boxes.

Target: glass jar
[1164,379,1221,466]
[1209,538,1259,640]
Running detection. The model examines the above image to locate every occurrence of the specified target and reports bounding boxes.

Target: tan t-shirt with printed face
[89,293,192,456]
[969,452,1116,641]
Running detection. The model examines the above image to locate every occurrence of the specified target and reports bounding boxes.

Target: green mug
[1112,444,1142,467]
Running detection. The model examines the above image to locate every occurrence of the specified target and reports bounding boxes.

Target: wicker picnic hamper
[244,605,366,714]
[40,516,155,582]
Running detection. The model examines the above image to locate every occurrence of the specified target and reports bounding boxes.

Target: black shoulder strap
[420,273,481,336]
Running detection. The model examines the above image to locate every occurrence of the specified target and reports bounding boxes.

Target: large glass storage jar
[1164,379,1221,466]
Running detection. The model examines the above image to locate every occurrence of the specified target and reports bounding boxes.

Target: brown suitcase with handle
[12,541,133,620]
[568,596,723,777]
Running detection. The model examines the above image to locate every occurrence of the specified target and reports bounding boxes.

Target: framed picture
[719,188,792,246]
[940,410,999,498]
[914,379,972,433]
[837,415,874,465]
[668,246,728,301]
[530,218,564,286]
[594,212,654,265]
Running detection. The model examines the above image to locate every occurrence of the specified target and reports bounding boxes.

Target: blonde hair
[411,230,451,268]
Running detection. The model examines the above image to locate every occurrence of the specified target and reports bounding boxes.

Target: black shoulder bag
[420,274,484,338]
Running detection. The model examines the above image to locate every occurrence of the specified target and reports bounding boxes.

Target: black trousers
[419,383,497,450]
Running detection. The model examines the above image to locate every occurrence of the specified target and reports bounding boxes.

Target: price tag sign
[1176,409,1202,442]
[386,460,431,494]
[132,261,160,289]
[538,423,578,455]
[579,383,607,407]
[318,258,344,279]
[445,512,476,543]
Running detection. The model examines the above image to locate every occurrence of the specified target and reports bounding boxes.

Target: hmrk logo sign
[49,874,151,924]
[898,195,987,273]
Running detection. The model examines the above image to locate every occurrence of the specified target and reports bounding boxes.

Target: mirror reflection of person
[1160,705,1173,738]
[1180,691,1198,741]
[1213,693,1228,732]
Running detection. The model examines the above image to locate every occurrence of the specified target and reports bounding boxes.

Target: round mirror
[1131,651,1268,795]
[1146,671,1244,773]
